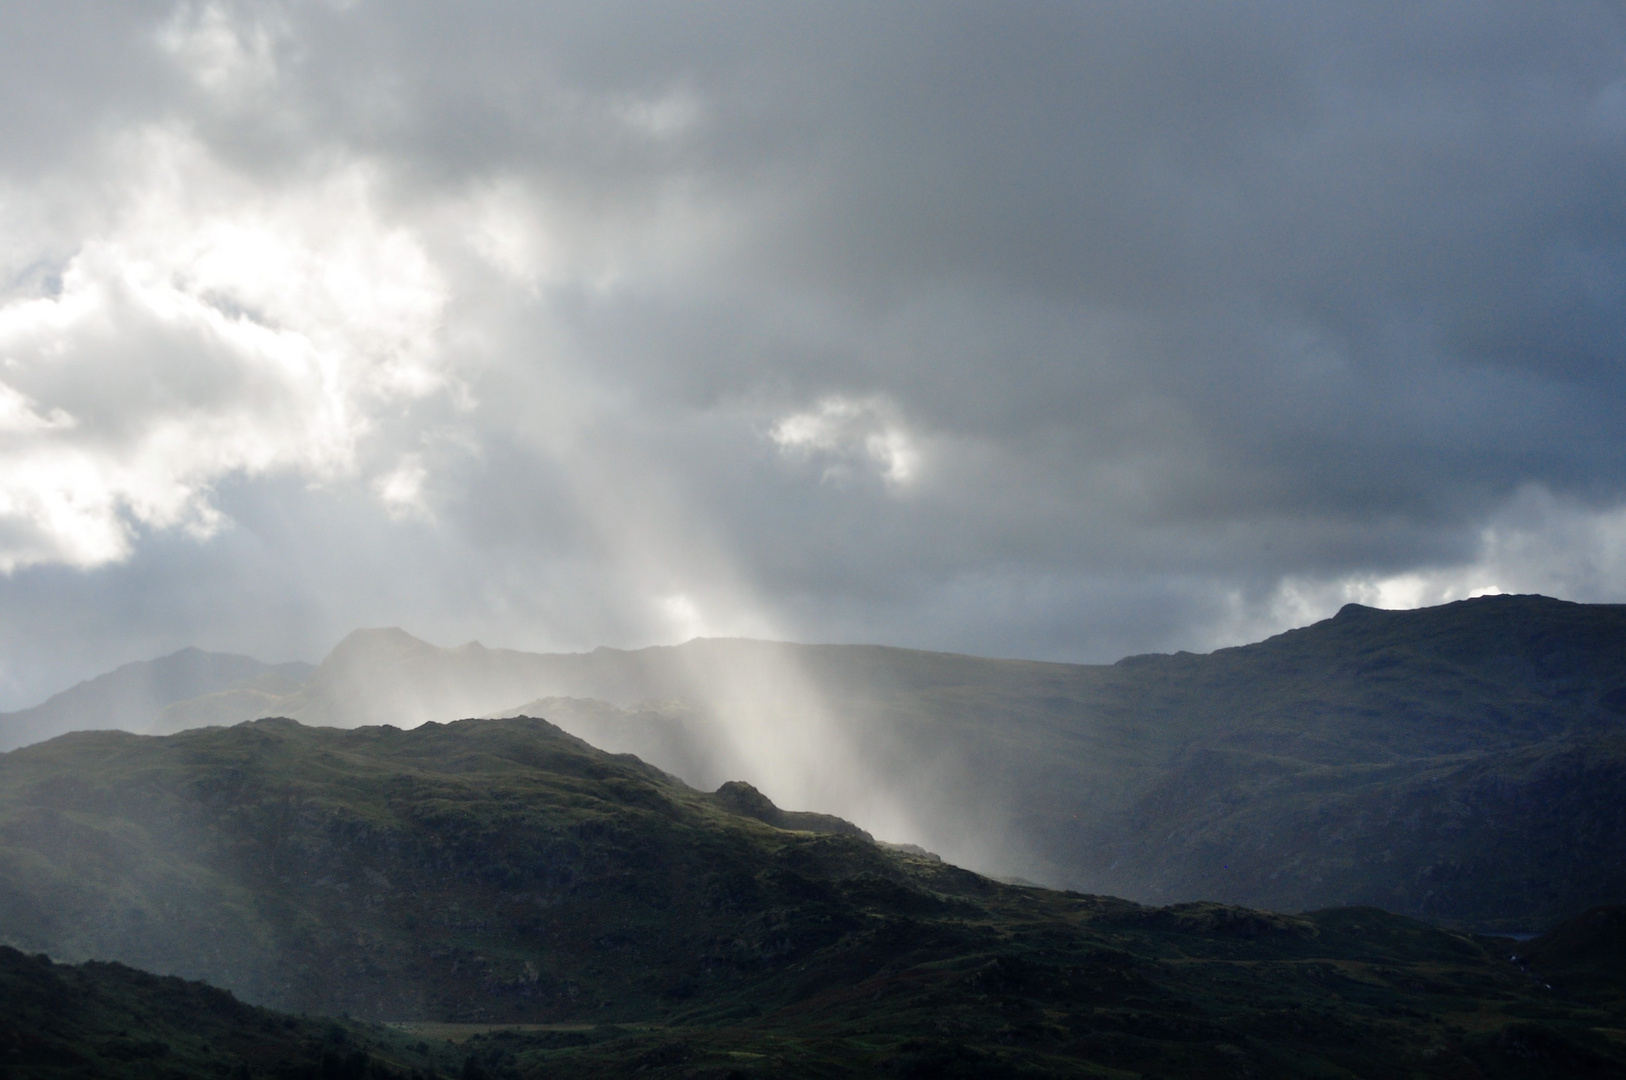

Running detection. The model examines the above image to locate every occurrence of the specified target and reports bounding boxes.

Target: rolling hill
[0,945,450,1079]
[5,594,1625,927]
[5,715,1626,1079]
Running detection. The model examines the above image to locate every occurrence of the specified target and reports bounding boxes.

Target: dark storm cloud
[2,1,1625,705]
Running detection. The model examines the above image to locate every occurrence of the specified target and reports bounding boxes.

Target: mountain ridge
[0,648,314,753]
[4,714,1626,1078]
[6,594,1626,926]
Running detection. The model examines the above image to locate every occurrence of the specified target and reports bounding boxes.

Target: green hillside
[16,906,1626,1080]
[0,945,452,1079]
[0,715,908,1019]
[578,594,1626,928]
[1060,597,1626,927]
[4,595,1625,927]
[3,717,1626,1077]
[672,595,1626,927]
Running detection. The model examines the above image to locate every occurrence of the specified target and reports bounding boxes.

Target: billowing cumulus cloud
[772,396,922,488]
[0,125,452,571]
[2,1,1626,712]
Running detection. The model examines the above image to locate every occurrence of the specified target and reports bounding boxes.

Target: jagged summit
[320,626,441,662]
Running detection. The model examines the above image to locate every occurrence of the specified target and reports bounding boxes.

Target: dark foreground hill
[14,910,1626,1080]
[17,594,1624,928]
[5,718,1626,1078]
[0,945,453,1079]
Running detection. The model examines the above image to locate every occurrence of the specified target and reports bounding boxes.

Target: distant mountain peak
[313,629,444,678]
[327,627,436,652]
[0,649,313,753]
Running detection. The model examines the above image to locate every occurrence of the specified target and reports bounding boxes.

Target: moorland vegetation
[3,716,1626,1077]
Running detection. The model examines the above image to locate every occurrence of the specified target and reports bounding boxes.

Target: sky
[2,1,1626,709]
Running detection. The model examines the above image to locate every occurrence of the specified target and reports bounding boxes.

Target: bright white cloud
[5,2,1626,708]
[1193,486,1626,655]
[0,126,451,572]
[657,592,707,640]
[0,384,73,434]
[1254,573,1508,641]
[771,395,922,487]
[454,179,557,290]
[158,1,280,100]
[374,455,430,520]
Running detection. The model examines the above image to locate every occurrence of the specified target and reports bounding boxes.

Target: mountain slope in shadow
[9,594,1626,927]
[6,716,1626,1079]
[0,945,450,1079]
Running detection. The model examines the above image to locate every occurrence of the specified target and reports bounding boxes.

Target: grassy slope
[0,945,460,1079]
[0,716,990,1018]
[722,595,1626,926]
[49,595,1626,926]
[1056,598,1626,925]
[466,902,1626,1079]
[14,904,1626,1080]
[4,717,1626,1077]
